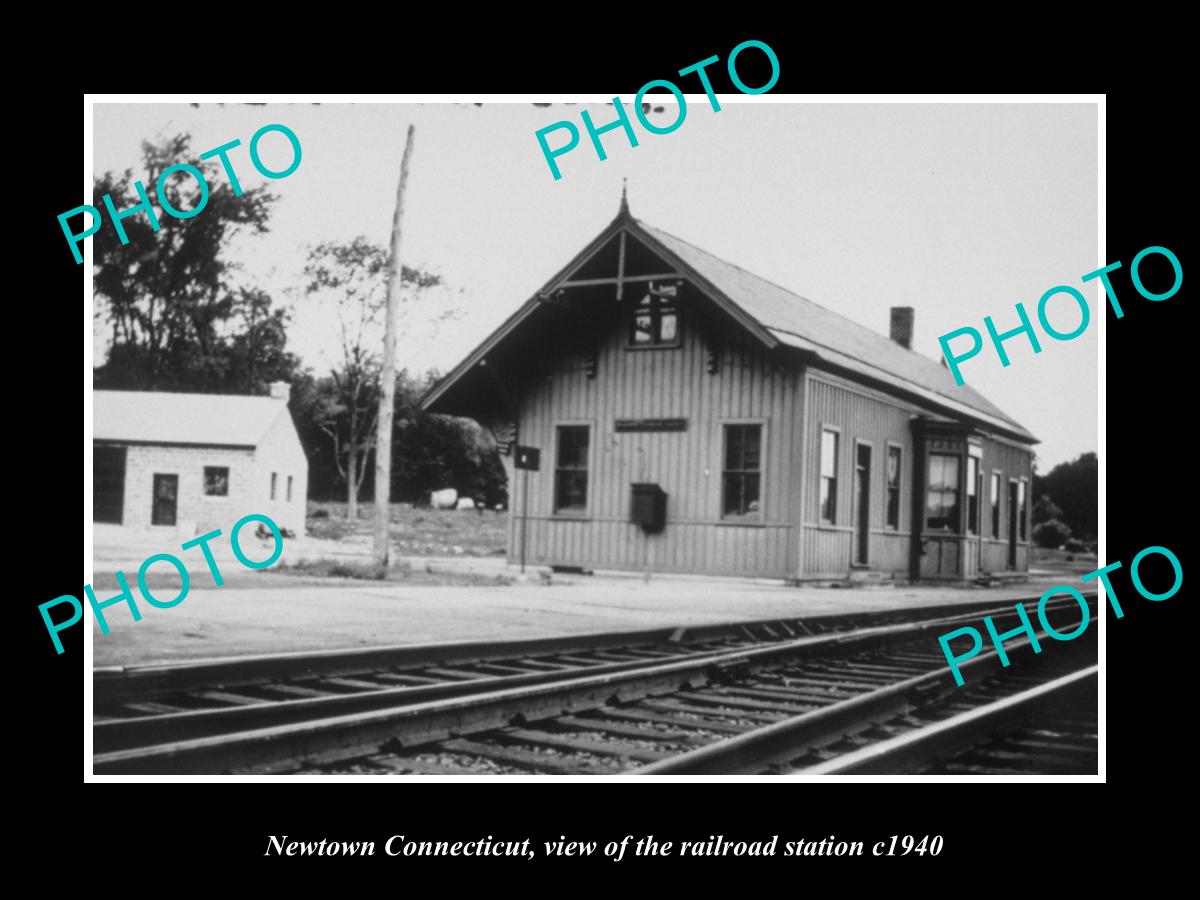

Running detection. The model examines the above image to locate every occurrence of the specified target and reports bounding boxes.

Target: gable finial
[620,178,629,215]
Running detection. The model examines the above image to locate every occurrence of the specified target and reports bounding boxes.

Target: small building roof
[94,390,289,448]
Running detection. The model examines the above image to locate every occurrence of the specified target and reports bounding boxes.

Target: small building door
[94,446,127,524]
[853,443,871,565]
[152,474,178,526]
[1007,480,1019,569]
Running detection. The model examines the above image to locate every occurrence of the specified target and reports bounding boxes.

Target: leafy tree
[290,368,509,509]
[1033,452,1098,540]
[1033,519,1072,549]
[301,238,446,519]
[93,133,298,393]
[1032,494,1064,526]
[392,370,508,508]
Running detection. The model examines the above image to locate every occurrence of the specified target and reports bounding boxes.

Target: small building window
[991,472,1001,538]
[270,472,278,501]
[966,456,980,535]
[885,446,901,530]
[554,426,589,513]
[926,453,960,531]
[287,475,294,502]
[722,424,762,518]
[819,429,839,523]
[629,286,679,347]
[1018,479,1028,541]
[204,466,229,497]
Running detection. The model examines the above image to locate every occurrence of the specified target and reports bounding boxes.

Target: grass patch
[273,557,515,586]
[307,501,508,557]
[1032,546,1099,576]
[91,560,516,591]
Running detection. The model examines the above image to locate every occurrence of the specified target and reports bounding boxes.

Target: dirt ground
[88,514,1100,668]
[90,568,1099,669]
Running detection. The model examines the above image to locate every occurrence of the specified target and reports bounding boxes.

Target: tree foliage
[300,239,449,517]
[1031,494,1063,526]
[93,133,300,394]
[293,368,508,509]
[1032,519,1072,549]
[1033,452,1098,540]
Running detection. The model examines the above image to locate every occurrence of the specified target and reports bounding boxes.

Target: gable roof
[94,390,289,448]
[424,208,1036,444]
[638,221,1034,441]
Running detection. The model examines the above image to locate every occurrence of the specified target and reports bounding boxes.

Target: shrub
[1033,519,1072,549]
[311,508,330,519]
[1064,538,1088,553]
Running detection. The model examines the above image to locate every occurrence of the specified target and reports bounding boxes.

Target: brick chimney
[269,381,291,401]
[889,307,914,350]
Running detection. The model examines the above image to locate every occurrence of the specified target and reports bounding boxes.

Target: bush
[311,507,330,519]
[1033,519,1072,549]
[1064,538,1089,553]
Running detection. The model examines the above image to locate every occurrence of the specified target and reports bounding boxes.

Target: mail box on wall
[630,483,667,533]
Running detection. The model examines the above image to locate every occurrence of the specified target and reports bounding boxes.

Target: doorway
[1007,480,1019,569]
[854,443,871,565]
[152,474,178,526]
[94,446,126,524]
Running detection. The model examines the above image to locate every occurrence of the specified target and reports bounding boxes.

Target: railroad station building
[92,384,308,537]
[423,198,1036,582]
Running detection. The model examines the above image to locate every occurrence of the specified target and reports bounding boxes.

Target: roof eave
[422,215,780,413]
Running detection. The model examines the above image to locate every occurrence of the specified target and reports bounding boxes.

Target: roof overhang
[93,438,257,451]
[421,211,779,414]
[423,210,1037,448]
[774,329,1037,444]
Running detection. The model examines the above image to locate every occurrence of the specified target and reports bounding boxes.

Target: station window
[886,446,901,530]
[722,424,762,518]
[287,475,294,502]
[629,287,679,347]
[925,453,960,532]
[991,472,1001,538]
[1018,479,1028,541]
[966,456,980,535]
[554,426,590,513]
[204,466,229,497]
[820,429,839,523]
[270,472,278,501]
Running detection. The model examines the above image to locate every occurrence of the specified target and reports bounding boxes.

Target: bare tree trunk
[347,445,359,521]
[374,124,416,568]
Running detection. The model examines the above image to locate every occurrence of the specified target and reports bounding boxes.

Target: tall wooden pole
[374,124,416,568]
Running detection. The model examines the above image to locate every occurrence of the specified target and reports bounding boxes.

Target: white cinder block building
[93,383,308,536]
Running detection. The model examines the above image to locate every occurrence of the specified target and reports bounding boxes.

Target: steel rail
[93,593,1080,701]
[630,633,1093,775]
[94,595,1085,755]
[797,665,1098,775]
[93,598,1088,775]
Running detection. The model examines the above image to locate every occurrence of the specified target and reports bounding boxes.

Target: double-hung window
[554,426,590,513]
[991,472,1001,537]
[820,429,839,523]
[966,456,981,535]
[722,425,762,519]
[885,446,902,530]
[926,453,960,531]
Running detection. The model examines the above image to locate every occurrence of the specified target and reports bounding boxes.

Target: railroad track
[93,594,1096,775]
[94,597,1068,754]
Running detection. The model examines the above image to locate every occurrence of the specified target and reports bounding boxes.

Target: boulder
[430,488,458,509]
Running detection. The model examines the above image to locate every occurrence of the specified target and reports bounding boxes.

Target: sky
[92,99,1098,470]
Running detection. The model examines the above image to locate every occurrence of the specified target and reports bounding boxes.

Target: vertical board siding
[798,371,1035,579]
[512,303,798,578]
[800,373,917,577]
[979,436,1035,573]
